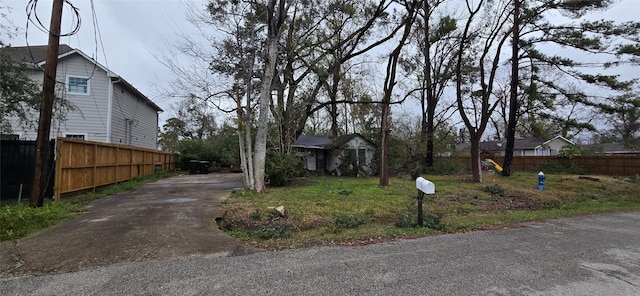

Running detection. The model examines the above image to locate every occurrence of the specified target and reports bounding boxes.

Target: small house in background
[456,136,574,157]
[582,143,640,156]
[292,134,376,176]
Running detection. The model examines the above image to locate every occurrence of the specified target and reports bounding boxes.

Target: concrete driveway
[0,173,258,277]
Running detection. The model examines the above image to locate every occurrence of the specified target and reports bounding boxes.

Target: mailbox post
[416,177,435,227]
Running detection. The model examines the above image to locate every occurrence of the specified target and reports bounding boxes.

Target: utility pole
[30,0,64,207]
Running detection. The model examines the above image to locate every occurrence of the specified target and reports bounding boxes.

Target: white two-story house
[2,45,162,149]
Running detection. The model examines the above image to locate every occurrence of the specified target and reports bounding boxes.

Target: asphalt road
[2,212,639,295]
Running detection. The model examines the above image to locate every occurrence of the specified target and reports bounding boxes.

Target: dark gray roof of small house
[1,44,74,63]
[293,134,376,150]
[292,135,335,149]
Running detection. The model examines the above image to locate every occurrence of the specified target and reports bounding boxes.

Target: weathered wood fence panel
[54,138,176,199]
[447,155,640,176]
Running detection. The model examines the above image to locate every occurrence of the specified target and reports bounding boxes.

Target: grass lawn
[219,172,640,250]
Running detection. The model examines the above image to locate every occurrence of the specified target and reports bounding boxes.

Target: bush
[422,211,443,230]
[332,213,366,228]
[410,158,467,178]
[395,212,443,230]
[486,184,504,196]
[265,150,306,186]
[249,209,261,220]
[395,213,418,228]
[527,159,588,175]
[176,135,240,170]
[337,149,367,177]
[250,224,291,239]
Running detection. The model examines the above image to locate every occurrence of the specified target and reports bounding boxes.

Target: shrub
[527,160,587,175]
[410,158,467,178]
[337,149,367,177]
[423,211,443,230]
[250,224,291,239]
[249,209,261,220]
[395,212,443,230]
[395,213,418,228]
[486,184,504,196]
[265,150,306,186]
[332,213,366,228]
[176,135,240,170]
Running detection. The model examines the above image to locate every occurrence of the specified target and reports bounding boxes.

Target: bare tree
[404,1,458,167]
[454,0,513,183]
[380,0,420,187]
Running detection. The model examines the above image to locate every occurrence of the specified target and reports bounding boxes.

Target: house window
[68,76,89,94]
[358,149,366,166]
[65,134,86,140]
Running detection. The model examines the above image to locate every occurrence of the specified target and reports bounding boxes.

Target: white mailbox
[416,177,435,194]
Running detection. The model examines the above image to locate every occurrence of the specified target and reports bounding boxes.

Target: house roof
[334,134,376,148]
[456,136,574,152]
[1,44,74,63]
[583,143,640,154]
[292,135,335,149]
[1,45,163,112]
[293,134,375,150]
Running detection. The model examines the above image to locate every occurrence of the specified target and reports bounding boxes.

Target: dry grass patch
[219,173,640,250]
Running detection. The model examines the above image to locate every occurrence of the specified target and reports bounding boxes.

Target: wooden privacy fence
[448,155,640,176]
[54,138,176,200]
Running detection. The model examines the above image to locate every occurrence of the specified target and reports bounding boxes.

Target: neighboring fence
[0,140,55,200]
[448,155,640,176]
[54,138,176,199]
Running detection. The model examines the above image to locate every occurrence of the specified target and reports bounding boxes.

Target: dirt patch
[0,173,260,278]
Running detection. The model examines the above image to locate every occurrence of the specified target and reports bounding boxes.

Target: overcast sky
[2,0,638,130]
[3,0,210,124]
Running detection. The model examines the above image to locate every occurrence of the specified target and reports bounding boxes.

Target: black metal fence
[0,139,55,202]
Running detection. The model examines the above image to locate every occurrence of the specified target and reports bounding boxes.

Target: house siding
[328,137,375,175]
[109,83,159,149]
[542,138,569,156]
[9,55,111,141]
[341,137,375,174]
[6,50,160,150]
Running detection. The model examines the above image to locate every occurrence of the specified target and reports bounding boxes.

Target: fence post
[54,137,62,201]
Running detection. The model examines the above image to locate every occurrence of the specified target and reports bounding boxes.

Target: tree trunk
[245,105,255,188]
[423,1,434,168]
[253,0,286,193]
[379,0,418,187]
[426,105,435,167]
[253,36,278,193]
[330,66,340,137]
[502,0,520,177]
[379,100,390,187]
[470,133,483,183]
[236,87,251,188]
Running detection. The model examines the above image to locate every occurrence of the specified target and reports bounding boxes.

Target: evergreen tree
[502,0,640,175]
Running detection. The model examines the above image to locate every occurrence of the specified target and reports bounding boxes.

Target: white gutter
[106,75,120,143]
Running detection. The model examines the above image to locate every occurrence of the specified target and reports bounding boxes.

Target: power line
[24,0,82,85]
